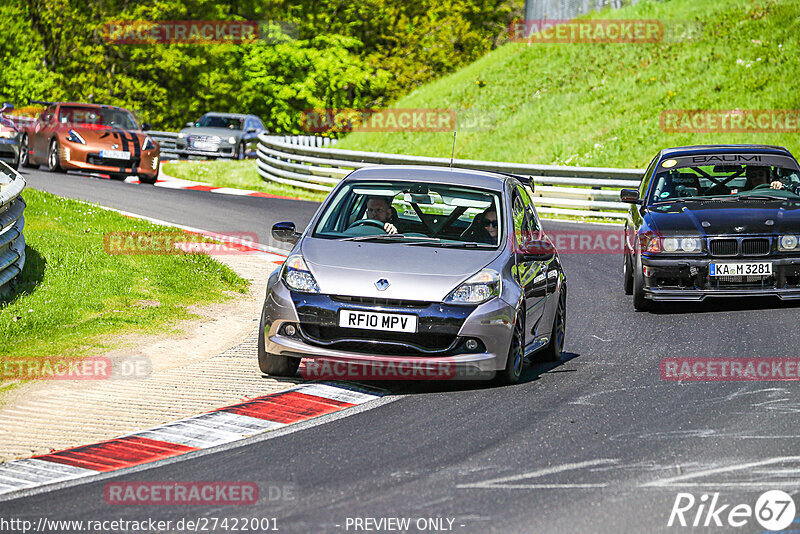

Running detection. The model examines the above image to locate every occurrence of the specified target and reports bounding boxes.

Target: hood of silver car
[301,238,501,301]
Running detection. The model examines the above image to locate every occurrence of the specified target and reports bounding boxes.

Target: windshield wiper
[734,194,789,201]
[413,241,495,248]
[341,234,441,243]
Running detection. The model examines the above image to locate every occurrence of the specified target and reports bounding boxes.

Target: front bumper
[60,143,159,178]
[175,142,236,158]
[641,255,800,301]
[0,138,20,162]
[261,278,516,378]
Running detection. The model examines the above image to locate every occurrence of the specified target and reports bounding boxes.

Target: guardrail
[0,162,27,294]
[255,134,642,219]
[148,131,180,160]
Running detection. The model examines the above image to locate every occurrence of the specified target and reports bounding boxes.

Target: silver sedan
[259,166,567,384]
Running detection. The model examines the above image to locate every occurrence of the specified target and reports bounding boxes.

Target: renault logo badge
[375,279,390,291]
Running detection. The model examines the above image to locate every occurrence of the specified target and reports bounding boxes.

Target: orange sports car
[21,101,160,183]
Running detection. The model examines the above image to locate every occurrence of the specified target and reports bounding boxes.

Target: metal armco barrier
[148,131,179,160]
[256,133,643,219]
[0,162,27,293]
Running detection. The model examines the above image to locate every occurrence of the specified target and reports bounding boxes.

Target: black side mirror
[185,121,194,128]
[518,238,556,262]
[272,222,301,244]
[620,189,642,204]
[141,122,151,131]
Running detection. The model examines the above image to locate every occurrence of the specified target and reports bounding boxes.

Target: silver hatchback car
[259,166,567,384]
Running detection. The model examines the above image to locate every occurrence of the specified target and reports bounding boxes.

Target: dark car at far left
[0,103,22,169]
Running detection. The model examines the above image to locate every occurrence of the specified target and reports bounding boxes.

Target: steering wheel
[348,218,387,231]
[752,183,773,190]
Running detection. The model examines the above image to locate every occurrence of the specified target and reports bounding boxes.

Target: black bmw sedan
[621,144,800,311]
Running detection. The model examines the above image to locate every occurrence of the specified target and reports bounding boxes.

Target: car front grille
[87,154,139,169]
[709,239,738,257]
[330,295,431,308]
[188,135,221,149]
[299,324,457,355]
[741,238,771,256]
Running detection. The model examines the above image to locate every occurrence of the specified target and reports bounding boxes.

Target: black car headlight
[65,129,86,144]
[282,255,320,293]
[445,269,501,305]
[779,235,800,251]
[660,237,702,253]
[142,136,156,151]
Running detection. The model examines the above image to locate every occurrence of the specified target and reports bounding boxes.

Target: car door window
[513,185,538,245]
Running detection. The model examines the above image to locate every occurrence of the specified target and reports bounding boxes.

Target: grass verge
[335,0,799,168]
[162,159,329,203]
[0,188,248,365]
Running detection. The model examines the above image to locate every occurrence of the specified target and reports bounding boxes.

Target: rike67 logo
[668,490,796,531]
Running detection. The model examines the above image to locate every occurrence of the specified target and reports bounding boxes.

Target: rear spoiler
[27,99,55,106]
[491,171,535,193]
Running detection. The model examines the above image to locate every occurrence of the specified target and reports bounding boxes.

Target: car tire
[20,134,37,168]
[138,174,157,185]
[633,253,651,312]
[257,306,300,377]
[496,308,525,385]
[623,250,634,295]
[47,138,64,173]
[539,288,566,362]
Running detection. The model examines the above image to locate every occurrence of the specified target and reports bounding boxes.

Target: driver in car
[746,166,787,191]
[365,197,400,234]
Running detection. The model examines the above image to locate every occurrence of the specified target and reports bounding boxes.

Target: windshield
[649,155,800,203]
[313,180,503,247]
[58,106,139,130]
[196,115,244,130]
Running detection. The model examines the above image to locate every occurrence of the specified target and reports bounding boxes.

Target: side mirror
[185,121,194,128]
[0,103,13,114]
[272,222,301,244]
[141,122,151,131]
[620,189,642,204]
[518,238,556,262]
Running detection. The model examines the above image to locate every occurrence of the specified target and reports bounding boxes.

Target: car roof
[344,165,510,190]
[202,112,250,119]
[660,144,795,159]
[56,102,132,112]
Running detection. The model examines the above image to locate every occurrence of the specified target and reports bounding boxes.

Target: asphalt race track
[4,168,800,533]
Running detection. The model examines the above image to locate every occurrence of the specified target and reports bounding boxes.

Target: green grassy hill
[336,0,800,168]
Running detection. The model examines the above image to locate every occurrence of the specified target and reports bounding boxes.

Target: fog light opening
[282,323,297,337]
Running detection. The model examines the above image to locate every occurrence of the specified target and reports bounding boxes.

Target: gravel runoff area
[0,253,298,462]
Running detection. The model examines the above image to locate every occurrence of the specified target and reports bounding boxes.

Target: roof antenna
[449,129,457,169]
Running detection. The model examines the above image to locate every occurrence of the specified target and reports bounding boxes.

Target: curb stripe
[0,383,383,499]
[35,437,199,472]
[220,391,354,424]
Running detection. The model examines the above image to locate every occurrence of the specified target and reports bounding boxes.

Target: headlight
[282,255,319,293]
[0,130,16,139]
[445,269,501,305]
[65,129,86,144]
[228,136,236,144]
[644,235,702,253]
[779,235,799,251]
[177,132,186,139]
[142,136,155,150]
